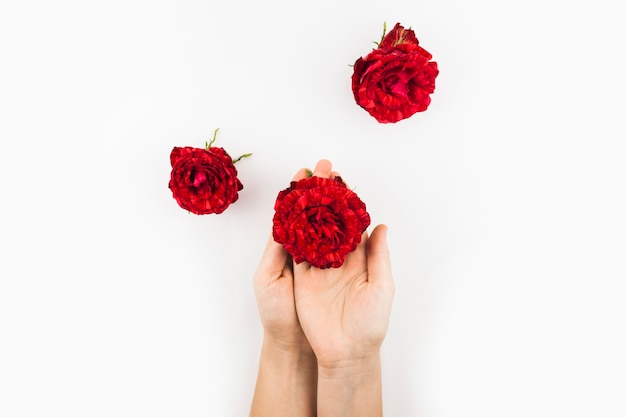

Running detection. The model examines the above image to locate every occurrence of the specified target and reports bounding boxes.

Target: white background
[1,0,625,416]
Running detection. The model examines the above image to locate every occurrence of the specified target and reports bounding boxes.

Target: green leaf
[206,128,220,149]
[232,153,252,164]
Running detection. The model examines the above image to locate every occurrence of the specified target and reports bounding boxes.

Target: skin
[250,160,395,417]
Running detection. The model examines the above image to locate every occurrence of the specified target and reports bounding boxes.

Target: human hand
[252,159,392,417]
[253,167,315,353]
[251,168,319,416]
[292,160,395,372]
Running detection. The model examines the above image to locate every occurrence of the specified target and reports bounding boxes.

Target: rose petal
[272,176,370,269]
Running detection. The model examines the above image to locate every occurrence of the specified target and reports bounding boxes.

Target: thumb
[366,224,394,292]
[254,234,290,287]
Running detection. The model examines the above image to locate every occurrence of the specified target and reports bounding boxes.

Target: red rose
[272,176,371,269]
[169,145,243,215]
[352,22,439,123]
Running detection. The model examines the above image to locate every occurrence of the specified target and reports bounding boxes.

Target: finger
[366,224,394,292]
[312,159,333,178]
[254,233,291,287]
[291,167,310,182]
[330,170,350,188]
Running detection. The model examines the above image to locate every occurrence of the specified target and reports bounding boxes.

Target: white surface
[1,0,625,416]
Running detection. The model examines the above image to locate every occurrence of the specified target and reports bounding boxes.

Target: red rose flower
[352,22,439,123]
[272,176,371,269]
[169,130,250,215]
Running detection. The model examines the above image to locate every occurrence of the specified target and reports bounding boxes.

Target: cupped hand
[292,160,395,369]
[253,167,313,352]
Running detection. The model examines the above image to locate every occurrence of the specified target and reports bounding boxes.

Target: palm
[294,228,394,366]
[253,238,311,348]
[253,165,320,349]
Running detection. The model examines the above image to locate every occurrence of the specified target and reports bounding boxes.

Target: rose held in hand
[169,129,250,215]
[352,22,439,123]
[272,176,371,269]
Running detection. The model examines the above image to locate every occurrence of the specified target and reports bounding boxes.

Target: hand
[292,160,395,370]
[251,159,393,417]
[253,167,314,352]
[250,168,318,417]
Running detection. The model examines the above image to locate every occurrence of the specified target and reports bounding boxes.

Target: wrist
[262,336,317,370]
[316,352,383,417]
[251,337,317,417]
[263,332,315,357]
[318,351,381,380]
